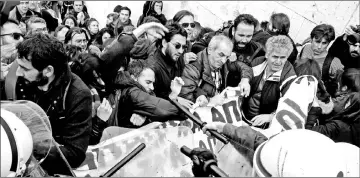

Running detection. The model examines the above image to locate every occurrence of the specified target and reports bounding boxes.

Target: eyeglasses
[0,33,24,40]
[171,43,188,50]
[181,23,195,28]
[347,34,360,47]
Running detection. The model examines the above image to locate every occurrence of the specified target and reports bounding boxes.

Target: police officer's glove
[190,147,218,177]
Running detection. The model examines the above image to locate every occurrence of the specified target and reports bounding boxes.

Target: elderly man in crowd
[242,35,297,128]
[180,35,247,107]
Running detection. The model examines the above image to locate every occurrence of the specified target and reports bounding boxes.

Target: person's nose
[149,83,154,91]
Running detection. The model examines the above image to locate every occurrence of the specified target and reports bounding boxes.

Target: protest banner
[74,126,195,177]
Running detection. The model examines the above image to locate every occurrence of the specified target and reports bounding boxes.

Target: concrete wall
[86,1,359,44]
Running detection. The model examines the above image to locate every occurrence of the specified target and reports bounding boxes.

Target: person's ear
[43,65,54,77]
[161,38,167,49]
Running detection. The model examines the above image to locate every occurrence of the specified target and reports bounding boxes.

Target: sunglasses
[347,34,360,46]
[0,33,24,40]
[181,23,196,28]
[171,43,188,50]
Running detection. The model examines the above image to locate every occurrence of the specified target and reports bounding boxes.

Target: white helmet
[253,129,346,177]
[1,109,33,177]
[334,142,360,177]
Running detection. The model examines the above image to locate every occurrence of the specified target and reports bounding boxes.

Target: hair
[173,10,194,23]
[64,27,89,44]
[62,15,78,27]
[119,6,131,17]
[128,59,152,78]
[233,14,258,31]
[16,33,68,77]
[208,35,233,51]
[107,12,119,20]
[1,19,19,32]
[310,24,335,43]
[113,5,122,13]
[54,25,70,37]
[260,21,269,31]
[143,15,161,24]
[26,16,46,30]
[157,23,187,48]
[165,19,174,26]
[294,59,330,103]
[341,68,360,92]
[270,13,290,35]
[265,35,294,57]
[93,28,114,45]
[199,27,215,39]
[85,18,98,31]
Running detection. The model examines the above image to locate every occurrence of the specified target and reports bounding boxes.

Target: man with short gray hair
[26,16,48,35]
[180,35,250,106]
[242,35,297,129]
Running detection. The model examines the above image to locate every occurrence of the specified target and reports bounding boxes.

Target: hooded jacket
[110,71,186,128]
[137,1,167,26]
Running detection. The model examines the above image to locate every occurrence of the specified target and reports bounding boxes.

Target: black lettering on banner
[199,140,207,149]
[211,107,226,122]
[207,137,217,152]
[222,100,241,123]
[276,98,306,130]
[295,75,315,85]
[192,112,202,133]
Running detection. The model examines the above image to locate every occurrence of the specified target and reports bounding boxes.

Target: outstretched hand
[133,22,169,39]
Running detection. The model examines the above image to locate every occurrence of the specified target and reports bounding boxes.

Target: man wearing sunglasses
[322,25,360,97]
[1,19,24,84]
[147,23,195,109]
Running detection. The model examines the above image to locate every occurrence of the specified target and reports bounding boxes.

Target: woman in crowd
[85,18,99,43]
[62,15,77,28]
[92,27,115,51]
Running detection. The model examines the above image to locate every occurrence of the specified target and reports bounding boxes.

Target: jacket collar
[252,60,288,82]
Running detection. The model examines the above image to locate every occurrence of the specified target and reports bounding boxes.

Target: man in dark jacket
[180,35,252,106]
[109,59,186,128]
[242,35,297,129]
[99,22,169,96]
[147,23,194,109]
[4,33,92,176]
[322,25,360,97]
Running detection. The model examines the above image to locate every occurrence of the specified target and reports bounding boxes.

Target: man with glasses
[322,25,360,97]
[1,19,24,85]
[26,16,48,35]
[147,23,195,108]
[179,35,248,107]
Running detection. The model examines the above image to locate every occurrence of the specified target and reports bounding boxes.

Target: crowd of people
[1,1,359,177]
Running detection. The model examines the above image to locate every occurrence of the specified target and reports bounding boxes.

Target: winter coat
[179,48,253,102]
[5,65,92,175]
[148,48,186,100]
[110,71,186,128]
[306,92,360,147]
[322,35,360,97]
[100,33,138,95]
[243,56,296,121]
